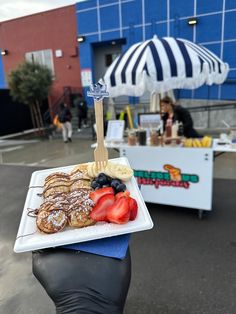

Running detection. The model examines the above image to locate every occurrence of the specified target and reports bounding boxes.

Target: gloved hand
[32,248,131,314]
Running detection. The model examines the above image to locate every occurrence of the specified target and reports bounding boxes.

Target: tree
[8,61,53,133]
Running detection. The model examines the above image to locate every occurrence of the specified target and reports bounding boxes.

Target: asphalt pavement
[0,133,235,314]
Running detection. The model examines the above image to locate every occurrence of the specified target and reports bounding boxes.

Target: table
[91,139,235,218]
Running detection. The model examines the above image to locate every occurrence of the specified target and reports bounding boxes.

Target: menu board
[106,120,125,142]
[138,113,161,129]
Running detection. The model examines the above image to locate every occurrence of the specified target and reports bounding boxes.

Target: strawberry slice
[129,197,138,221]
[90,194,115,222]
[90,187,114,204]
[107,196,130,224]
[115,190,130,200]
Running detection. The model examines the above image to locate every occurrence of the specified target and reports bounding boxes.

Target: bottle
[177,122,184,137]
[172,122,178,138]
[166,118,172,138]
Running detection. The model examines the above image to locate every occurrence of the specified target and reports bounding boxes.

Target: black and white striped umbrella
[103,36,229,97]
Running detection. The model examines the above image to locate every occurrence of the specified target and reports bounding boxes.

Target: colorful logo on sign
[134,164,199,189]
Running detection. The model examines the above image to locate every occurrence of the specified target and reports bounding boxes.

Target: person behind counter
[160,96,199,138]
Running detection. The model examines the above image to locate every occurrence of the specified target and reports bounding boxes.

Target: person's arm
[162,113,168,131]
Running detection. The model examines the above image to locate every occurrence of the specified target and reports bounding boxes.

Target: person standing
[74,93,88,132]
[160,96,199,138]
[59,103,73,143]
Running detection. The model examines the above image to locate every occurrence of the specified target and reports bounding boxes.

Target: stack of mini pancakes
[35,161,134,234]
[36,163,95,234]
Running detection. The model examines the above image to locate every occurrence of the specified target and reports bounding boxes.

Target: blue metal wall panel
[145,23,166,39]
[121,1,142,28]
[179,90,193,99]
[170,19,193,40]
[203,43,221,58]
[122,28,138,50]
[225,0,236,10]
[77,9,98,34]
[224,41,236,68]
[170,0,194,19]
[100,0,116,5]
[155,23,167,38]
[101,31,120,41]
[221,84,236,100]
[207,85,219,99]
[196,14,222,43]
[228,69,236,79]
[195,84,220,100]
[79,34,99,69]
[77,0,97,10]
[100,5,119,31]
[224,11,236,40]
[75,0,236,101]
[145,0,167,23]
[0,56,6,88]
[197,0,223,14]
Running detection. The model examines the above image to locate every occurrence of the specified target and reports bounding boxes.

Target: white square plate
[14,157,154,253]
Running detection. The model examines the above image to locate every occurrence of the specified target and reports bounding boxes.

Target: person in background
[74,93,88,132]
[59,103,73,143]
[160,96,199,138]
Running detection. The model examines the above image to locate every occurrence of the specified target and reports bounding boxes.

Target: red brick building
[0,5,82,113]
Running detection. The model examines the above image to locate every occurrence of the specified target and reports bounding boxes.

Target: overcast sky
[0,0,80,22]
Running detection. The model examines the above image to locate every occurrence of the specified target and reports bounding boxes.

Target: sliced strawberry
[107,196,130,224]
[129,197,138,221]
[90,187,114,204]
[115,190,131,200]
[90,194,115,222]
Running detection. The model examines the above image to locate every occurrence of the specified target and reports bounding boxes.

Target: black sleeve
[175,106,193,129]
[32,248,131,314]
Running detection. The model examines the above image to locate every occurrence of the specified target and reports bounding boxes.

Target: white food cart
[92,140,236,218]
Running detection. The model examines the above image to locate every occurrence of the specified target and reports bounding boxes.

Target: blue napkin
[62,234,130,260]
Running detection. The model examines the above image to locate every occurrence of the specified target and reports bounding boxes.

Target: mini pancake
[70,179,91,191]
[70,163,90,176]
[68,204,95,228]
[36,209,67,234]
[43,185,70,198]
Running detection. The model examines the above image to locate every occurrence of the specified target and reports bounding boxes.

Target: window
[25,49,54,75]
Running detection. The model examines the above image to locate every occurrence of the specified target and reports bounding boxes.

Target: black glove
[32,248,131,314]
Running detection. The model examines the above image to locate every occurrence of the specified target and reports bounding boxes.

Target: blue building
[75,0,236,105]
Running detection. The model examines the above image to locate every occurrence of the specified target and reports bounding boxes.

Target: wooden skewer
[93,99,108,171]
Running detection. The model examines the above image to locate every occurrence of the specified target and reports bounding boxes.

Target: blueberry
[116,183,126,193]
[97,173,112,186]
[97,176,108,186]
[105,175,112,184]
[98,172,106,178]
[91,180,101,190]
[111,179,121,189]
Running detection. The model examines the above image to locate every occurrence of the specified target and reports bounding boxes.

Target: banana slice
[87,162,95,178]
[107,162,134,181]
[88,161,133,181]
[104,162,114,177]
[92,162,100,177]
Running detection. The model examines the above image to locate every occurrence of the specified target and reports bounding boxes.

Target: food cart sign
[134,164,199,190]
[119,146,213,210]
